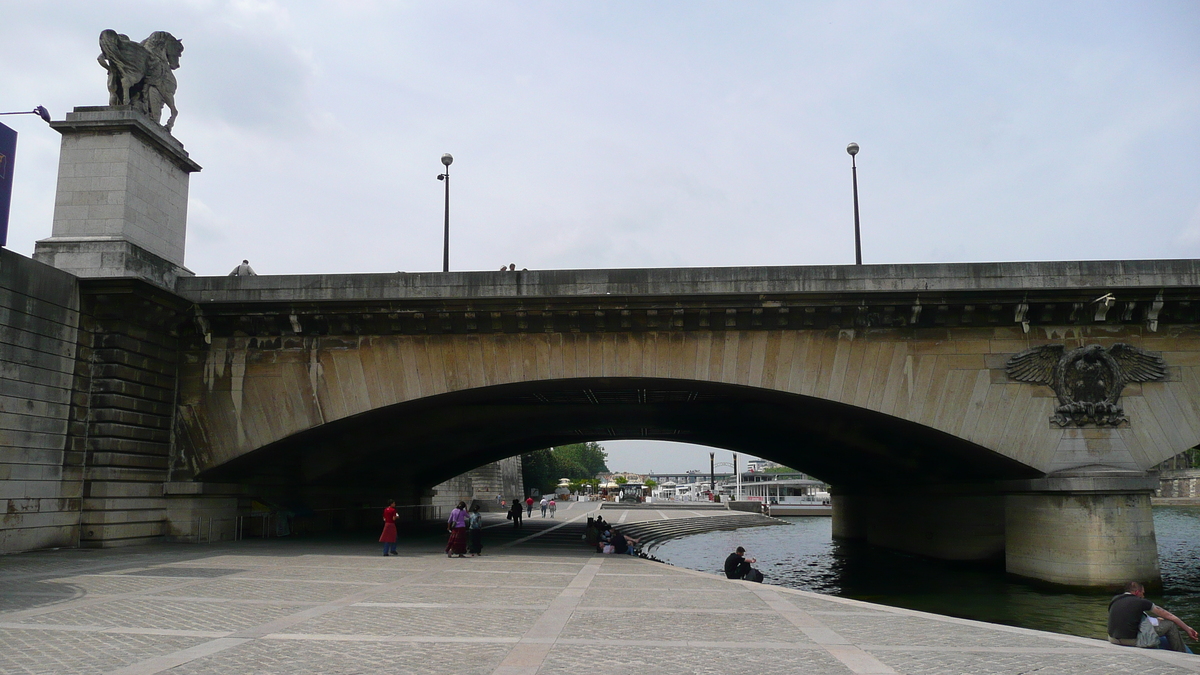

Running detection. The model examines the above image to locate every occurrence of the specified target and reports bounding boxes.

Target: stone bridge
[157,260,1200,587]
[9,106,1199,591]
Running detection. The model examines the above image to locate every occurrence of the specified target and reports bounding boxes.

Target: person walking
[548,498,556,518]
[540,496,549,517]
[525,496,534,518]
[466,503,484,556]
[379,499,398,556]
[445,501,468,558]
[1108,581,1197,651]
[508,498,523,528]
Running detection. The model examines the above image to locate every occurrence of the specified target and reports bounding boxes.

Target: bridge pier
[832,471,1162,588]
[831,488,1006,562]
[1004,469,1161,589]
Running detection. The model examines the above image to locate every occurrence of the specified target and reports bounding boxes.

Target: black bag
[506,512,511,520]
[745,568,764,583]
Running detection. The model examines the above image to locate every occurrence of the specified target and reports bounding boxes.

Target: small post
[733,452,739,502]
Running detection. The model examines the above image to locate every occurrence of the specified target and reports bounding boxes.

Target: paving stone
[289,606,541,638]
[150,578,378,602]
[22,597,302,631]
[165,638,511,675]
[0,628,206,675]
[537,644,847,675]
[874,650,1198,675]
[562,609,813,643]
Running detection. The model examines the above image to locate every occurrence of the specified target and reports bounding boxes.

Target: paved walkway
[2,500,1197,674]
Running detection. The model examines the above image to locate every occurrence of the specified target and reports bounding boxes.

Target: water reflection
[649,506,1200,640]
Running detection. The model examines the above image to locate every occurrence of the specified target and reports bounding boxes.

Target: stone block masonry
[0,248,83,553]
[69,278,191,547]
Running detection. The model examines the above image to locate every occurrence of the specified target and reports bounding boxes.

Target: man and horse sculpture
[97,29,184,132]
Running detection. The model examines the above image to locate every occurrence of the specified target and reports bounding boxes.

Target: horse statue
[97,29,184,132]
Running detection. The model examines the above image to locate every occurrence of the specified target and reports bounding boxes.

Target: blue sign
[0,121,16,247]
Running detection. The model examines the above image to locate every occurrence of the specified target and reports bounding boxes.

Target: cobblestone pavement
[2,501,1198,674]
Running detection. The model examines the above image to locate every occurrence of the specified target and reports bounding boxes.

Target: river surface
[649,505,1200,641]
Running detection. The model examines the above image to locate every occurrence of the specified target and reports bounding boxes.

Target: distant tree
[520,442,610,495]
[613,476,628,485]
[763,466,800,473]
[554,442,609,476]
[644,478,659,488]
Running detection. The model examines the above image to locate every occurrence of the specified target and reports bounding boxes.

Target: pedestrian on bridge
[548,499,556,517]
[446,501,468,558]
[379,500,397,556]
[525,496,534,517]
[540,496,549,517]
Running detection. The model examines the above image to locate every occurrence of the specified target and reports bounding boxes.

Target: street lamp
[847,142,862,265]
[0,106,51,123]
[436,153,453,272]
[709,451,716,501]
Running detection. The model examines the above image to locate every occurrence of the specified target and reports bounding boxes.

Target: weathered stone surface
[97,30,184,131]
[0,249,82,553]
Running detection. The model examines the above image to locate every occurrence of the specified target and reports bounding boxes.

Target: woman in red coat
[380,500,398,556]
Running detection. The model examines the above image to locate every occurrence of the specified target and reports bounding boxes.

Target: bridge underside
[197,377,1041,492]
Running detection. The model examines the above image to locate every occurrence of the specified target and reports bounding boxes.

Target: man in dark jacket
[724,546,757,580]
[1108,581,1197,651]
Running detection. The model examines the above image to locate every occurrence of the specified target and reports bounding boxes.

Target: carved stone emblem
[97,29,184,131]
[1006,344,1166,427]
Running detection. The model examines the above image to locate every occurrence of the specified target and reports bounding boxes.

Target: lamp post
[700,451,710,499]
[437,153,453,272]
[847,142,861,265]
[733,452,739,502]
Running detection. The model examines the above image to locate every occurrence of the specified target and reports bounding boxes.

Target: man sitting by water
[1107,581,1197,652]
[724,546,763,582]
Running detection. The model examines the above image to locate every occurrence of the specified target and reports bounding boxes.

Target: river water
[649,506,1200,641]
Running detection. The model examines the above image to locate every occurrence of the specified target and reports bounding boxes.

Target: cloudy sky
[3,2,1198,472]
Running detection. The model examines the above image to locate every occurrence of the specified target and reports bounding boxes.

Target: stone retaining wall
[1158,468,1200,499]
[0,249,83,553]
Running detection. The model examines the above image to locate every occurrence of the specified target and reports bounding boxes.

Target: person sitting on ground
[724,546,762,581]
[610,529,640,555]
[1108,581,1197,651]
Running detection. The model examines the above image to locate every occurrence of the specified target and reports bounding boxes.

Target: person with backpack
[724,546,764,583]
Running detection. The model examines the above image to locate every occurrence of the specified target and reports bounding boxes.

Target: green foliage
[520,442,609,495]
[762,465,799,473]
[613,476,628,485]
[554,442,610,476]
[644,478,658,488]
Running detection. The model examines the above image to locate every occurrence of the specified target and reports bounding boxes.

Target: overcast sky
[3,2,1198,472]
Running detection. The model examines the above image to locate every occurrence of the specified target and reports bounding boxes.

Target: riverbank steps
[1,501,1197,674]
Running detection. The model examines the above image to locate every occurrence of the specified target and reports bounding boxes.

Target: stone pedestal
[33,106,200,289]
[1004,468,1161,589]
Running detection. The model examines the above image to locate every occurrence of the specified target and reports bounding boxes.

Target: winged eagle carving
[1005,343,1167,427]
